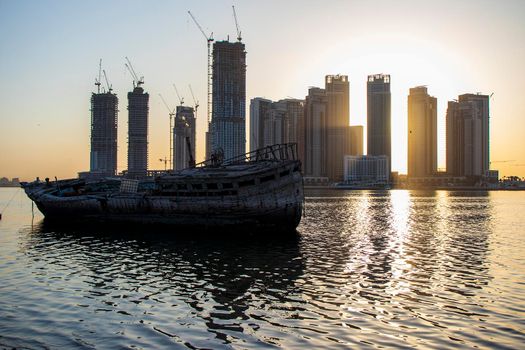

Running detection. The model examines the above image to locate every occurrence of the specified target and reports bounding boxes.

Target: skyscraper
[90,91,118,176]
[210,40,246,160]
[173,106,196,170]
[348,125,363,156]
[304,87,328,177]
[249,97,272,151]
[446,94,490,177]
[367,74,391,177]
[407,86,437,178]
[127,86,149,177]
[325,75,350,181]
[250,98,305,162]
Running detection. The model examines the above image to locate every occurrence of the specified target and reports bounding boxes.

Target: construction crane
[124,57,144,88]
[232,5,242,42]
[159,157,169,171]
[159,93,175,170]
[188,10,213,128]
[102,69,112,92]
[172,84,184,105]
[189,84,199,114]
[94,59,102,93]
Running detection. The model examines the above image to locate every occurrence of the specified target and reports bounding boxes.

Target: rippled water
[1,188,524,349]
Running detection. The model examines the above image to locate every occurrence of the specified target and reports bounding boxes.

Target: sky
[1,0,524,180]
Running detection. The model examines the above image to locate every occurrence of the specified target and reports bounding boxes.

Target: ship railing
[196,143,298,168]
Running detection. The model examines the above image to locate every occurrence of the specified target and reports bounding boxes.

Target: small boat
[22,144,304,232]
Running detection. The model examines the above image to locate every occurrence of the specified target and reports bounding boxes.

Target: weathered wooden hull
[23,160,304,232]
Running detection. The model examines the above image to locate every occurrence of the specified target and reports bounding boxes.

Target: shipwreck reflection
[19,220,304,342]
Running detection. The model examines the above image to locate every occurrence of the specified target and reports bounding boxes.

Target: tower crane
[232,5,242,42]
[102,69,112,92]
[189,84,199,114]
[187,10,213,128]
[172,84,184,105]
[159,93,175,170]
[125,56,144,88]
[95,59,102,93]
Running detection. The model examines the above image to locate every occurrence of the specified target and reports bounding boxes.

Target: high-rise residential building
[325,75,350,181]
[249,97,272,151]
[127,86,149,177]
[173,106,196,170]
[282,99,305,163]
[304,87,328,177]
[446,93,490,177]
[407,86,437,178]
[367,74,391,177]
[348,125,364,156]
[210,40,246,160]
[249,98,305,162]
[90,91,118,176]
[303,75,350,181]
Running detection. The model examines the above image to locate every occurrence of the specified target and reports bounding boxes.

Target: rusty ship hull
[22,145,304,232]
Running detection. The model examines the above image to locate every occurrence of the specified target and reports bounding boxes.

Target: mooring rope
[1,188,21,215]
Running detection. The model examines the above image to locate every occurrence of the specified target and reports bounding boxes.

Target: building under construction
[210,40,246,160]
[127,86,149,177]
[90,91,118,177]
[173,106,196,170]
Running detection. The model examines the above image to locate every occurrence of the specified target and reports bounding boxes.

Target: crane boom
[102,69,112,92]
[124,63,138,87]
[125,57,144,87]
[189,84,199,111]
[158,93,174,115]
[232,5,241,42]
[187,11,213,42]
[173,84,184,105]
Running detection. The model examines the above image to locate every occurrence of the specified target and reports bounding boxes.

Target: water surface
[1,188,524,349]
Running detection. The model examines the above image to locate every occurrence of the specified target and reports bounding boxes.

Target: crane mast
[188,10,214,158]
[95,59,102,93]
[159,93,175,170]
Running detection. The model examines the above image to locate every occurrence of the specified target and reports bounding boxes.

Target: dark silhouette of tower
[90,91,118,176]
[367,74,391,179]
[210,40,246,160]
[127,86,149,177]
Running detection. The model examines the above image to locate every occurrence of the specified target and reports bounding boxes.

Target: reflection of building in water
[343,155,389,185]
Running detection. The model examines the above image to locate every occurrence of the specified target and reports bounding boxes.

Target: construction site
[81,6,245,179]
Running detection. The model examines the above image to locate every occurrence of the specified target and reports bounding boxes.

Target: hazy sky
[1,0,524,180]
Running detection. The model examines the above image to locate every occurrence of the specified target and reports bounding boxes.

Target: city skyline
[1,0,524,179]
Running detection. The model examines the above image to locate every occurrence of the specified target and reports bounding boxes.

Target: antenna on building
[102,69,112,92]
[125,57,144,88]
[232,5,242,42]
[159,93,175,170]
[95,59,102,93]
[173,84,184,105]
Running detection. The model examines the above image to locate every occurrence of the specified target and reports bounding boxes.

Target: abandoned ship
[22,143,304,232]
